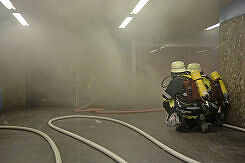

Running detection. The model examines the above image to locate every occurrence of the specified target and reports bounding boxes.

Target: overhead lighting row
[204,23,220,31]
[119,17,134,29]
[195,47,219,54]
[150,46,165,54]
[0,0,29,26]
[119,0,149,29]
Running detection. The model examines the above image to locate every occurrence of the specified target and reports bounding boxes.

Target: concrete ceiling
[220,0,235,6]
[130,0,220,47]
[0,0,222,48]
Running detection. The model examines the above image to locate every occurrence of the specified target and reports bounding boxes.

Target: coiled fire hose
[48,115,200,163]
[0,126,62,163]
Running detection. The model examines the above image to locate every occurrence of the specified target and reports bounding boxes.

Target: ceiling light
[196,50,208,54]
[12,13,29,26]
[131,0,149,15]
[150,49,158,53]
[204,23,220,30]
[119,17,133,28]
[0,0,16,9]
[212,47,219,50]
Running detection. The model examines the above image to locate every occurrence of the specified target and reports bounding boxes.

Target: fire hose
[0,125,62,163]
[48,115,200,163]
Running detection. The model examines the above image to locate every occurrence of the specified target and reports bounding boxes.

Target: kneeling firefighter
[209,71,229,125]
[162,61,209,133]
[187,63,229,126]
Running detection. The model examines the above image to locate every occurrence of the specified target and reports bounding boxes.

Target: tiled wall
[220,14,245,127]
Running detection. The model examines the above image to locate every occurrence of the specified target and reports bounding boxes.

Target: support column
[220,14,245,127]
[131,36,137,86]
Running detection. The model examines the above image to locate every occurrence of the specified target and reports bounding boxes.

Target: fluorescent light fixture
[0,0,16,9]
[204,23,220,30]
[119,17,133,28]
[196,50,208,54]
[212,47,219,50]
[12,13,29,26]
[131,0,149,14]
[150,46,165,53]
[150,49,158,53]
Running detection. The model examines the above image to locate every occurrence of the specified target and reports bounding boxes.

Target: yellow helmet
[171,61,186,73]
[187,63,202,72]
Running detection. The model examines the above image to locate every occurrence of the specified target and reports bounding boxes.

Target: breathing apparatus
[190,70,210,102]
[210,71,229,99]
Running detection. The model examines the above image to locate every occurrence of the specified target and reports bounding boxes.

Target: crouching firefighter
[208,71,229,126]
[162,61,209,133]
[187,63,229,126]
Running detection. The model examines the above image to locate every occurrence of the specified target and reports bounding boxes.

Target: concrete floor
[1,107,245,163]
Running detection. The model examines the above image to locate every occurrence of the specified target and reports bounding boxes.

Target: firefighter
[209,71,229,126]
[162,61,209,133]
[162,61,189,128]
[187,63,229,126]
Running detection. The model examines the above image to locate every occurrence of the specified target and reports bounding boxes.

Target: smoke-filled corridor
[0,0,245,163]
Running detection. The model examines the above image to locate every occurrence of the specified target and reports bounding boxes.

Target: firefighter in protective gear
[187,63,229,126]
[162,62,209,133]
[209,71,229,126]
[162,61,188,127]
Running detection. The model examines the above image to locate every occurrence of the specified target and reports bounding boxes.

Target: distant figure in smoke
[71,63,101,106]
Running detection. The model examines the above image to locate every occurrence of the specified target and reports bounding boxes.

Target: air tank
[191,70,209,101]
[210,71,228,99]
